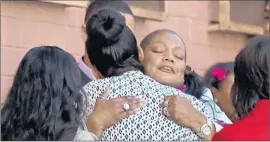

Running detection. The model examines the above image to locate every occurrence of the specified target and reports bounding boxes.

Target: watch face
[202,125,211,135]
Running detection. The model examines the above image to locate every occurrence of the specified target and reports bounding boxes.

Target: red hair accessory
[211,67,227,81]
[179,84,187,92]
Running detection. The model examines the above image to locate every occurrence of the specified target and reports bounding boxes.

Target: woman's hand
[163,95,215,140]
[87,88,146,137]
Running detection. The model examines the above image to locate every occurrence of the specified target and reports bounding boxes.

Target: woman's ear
[137,46,144,62]
[81,24,87,42]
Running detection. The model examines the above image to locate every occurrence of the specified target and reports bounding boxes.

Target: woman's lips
[158,65,175,74]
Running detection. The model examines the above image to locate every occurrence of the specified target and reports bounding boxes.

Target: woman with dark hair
[1,46,144,141]
[212,35,270,140]
[203,62,236,121]
[140,29,231,135]
[1,46,83,140]
[81,9,214,141]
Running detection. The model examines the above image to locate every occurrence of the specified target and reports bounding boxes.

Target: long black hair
[231,35,269,119]
[1,46,83,141]
[85,9,143,77]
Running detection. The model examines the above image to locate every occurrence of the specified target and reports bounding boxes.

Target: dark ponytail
[183,65,205,99]
[85,9,143,77]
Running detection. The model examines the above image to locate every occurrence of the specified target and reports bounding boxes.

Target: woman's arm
[164,95,216,140]
[86,89,146,137]
[74,123,99,141]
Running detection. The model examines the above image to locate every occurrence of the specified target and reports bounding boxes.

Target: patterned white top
[74,123,98,141]
[200,88,232,132]
[81,71,213,141]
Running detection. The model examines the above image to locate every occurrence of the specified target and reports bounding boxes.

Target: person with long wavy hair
[212,36,270,140]
[1,46,83,140]
[1,46,144,141]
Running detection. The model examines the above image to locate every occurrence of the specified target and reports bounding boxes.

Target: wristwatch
[197,119,213,138]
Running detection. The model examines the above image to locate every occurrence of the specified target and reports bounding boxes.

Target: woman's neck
[83,54,104,79]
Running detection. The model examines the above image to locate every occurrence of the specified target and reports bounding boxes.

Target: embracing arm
[81,88,146,138]
[164,95,216,140]
[74,123,99,141]
[187,102,216,141]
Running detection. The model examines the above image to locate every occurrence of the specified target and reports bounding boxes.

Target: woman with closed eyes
[80,9,213,141]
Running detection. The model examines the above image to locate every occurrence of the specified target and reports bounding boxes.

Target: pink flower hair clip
[211,67,227,81]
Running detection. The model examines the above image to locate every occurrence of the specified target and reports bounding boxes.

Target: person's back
[81,9,213,141]
[1,46,83,141]
[82,70,213,140]
[213,100,269,140]
[212,36,270,140]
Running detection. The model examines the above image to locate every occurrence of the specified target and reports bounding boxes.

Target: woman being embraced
[81,9,213,141]
[140,30,232,134]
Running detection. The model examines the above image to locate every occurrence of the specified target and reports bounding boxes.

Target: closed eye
[153,49,165,53]
[175,56,184,60]
[152,46,166,53]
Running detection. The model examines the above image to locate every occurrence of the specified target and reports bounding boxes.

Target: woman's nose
[163,57,174,63]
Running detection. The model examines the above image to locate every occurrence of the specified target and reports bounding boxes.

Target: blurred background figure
[213,35,269,140]
[203,62,236,121]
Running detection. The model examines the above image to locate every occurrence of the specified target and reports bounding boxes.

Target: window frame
[40,0,168,21]
[208,1,265,35]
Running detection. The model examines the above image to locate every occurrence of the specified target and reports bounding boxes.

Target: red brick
[208,32,248,50]
[1,47,28,76]
[20,21,67,49]
[19,20,39,48]
[64,27,84,56]
[208,46,239,61]
[1,16,21,47]
[1,0,249,83]
[166,1,210,21]
[134,17,148,43]
[1,1,79,26]
[141,16,191,46]
[186,44,239,71]
[76,7,86,27]
[65,6,86,28]
[190,20,209,46]
[1,76,14,105]
[186,45,214,70]
[65,7,80,27]
[20,20,83,55]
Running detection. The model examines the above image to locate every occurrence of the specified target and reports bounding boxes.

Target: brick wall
[1,1,248,104]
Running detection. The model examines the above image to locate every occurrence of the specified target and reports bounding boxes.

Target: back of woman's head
[1,46,82,141]
[203,62,234,90]
[231,35,269,118]
[86,9,143,77]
